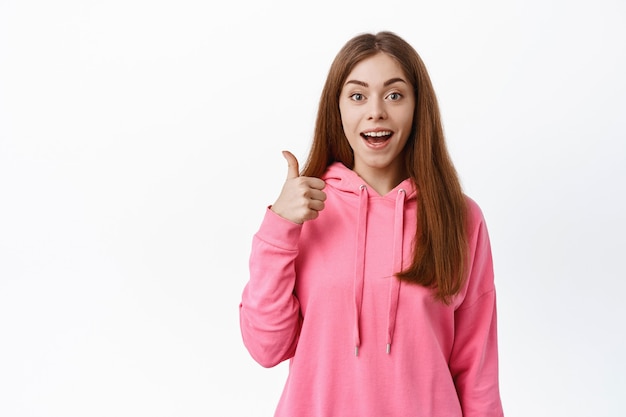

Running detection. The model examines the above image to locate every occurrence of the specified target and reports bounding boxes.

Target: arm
[449,213,504,417]
[240,151,326,367]
[239,209,303,368]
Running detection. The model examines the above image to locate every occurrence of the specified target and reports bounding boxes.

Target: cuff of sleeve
[255,207,303,250]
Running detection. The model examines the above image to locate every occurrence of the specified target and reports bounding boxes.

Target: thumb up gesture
[270,151,327,224]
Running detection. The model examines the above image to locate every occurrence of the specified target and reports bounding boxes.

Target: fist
[270,151,327,224]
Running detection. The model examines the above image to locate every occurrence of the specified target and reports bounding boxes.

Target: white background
[1,0,625,416]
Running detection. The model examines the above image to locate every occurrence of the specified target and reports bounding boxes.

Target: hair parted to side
[302,31,468,304]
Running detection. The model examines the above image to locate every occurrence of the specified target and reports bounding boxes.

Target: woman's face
[339,52,415,183]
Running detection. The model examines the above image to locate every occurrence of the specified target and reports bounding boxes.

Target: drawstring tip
[386,343,391,354]
[355,346,359,356]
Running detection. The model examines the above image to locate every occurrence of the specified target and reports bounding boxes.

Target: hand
[270,151,327,224]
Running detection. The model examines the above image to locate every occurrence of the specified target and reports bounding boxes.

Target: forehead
[345,53,408,84]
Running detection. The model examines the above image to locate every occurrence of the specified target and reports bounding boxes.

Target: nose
[367,98,387,120]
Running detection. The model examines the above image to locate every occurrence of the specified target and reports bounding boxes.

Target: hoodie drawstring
[386,189,405,354]
[353,185,368,356]
[354,186,407,356]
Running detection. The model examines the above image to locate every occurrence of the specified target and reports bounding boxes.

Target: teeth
[363,131,392,137]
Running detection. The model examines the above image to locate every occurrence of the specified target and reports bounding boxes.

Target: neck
[353,164,407,196]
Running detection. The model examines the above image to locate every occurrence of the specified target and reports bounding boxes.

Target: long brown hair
[302,31,468,304]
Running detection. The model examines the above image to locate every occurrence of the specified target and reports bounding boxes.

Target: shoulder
[464,194,487,231]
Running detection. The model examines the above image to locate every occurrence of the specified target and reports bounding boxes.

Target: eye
[349,93,365,101]
[387,92,402,101]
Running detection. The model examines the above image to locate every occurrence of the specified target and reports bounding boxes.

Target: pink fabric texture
[240,162,504,417]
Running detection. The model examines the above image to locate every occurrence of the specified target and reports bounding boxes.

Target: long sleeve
[449,212,504,417]
[239,208,303,368]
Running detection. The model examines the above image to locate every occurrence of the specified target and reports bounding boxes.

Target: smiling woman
[339,53,415,195]
[239,31,504,417]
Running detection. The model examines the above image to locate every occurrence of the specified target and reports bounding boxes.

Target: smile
[361,130,393,147]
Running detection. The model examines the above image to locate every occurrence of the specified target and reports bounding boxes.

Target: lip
[360,128,394,149]
[361,127,394,135]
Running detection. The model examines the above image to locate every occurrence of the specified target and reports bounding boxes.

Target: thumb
[282,150,300,180]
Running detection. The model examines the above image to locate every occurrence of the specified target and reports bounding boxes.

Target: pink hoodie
[240,162,504,417]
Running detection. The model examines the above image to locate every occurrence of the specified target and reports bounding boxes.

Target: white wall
[1,1,624,416]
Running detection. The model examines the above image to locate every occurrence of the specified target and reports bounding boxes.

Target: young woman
[239,31,504,417]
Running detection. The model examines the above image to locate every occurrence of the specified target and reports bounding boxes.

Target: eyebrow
[344,77,407,87]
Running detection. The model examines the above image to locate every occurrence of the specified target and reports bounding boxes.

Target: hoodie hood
[322,162,417,355]
[322,162,418,200]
